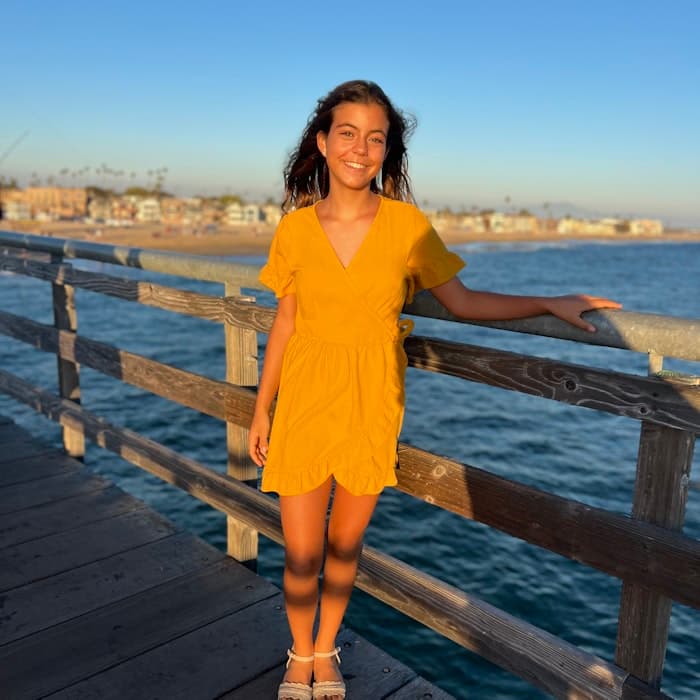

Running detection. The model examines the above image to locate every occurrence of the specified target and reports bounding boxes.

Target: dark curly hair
[282,80,416,212]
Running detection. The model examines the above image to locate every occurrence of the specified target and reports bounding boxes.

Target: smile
[343,161,368,169]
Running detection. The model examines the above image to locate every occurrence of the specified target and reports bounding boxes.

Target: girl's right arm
[248,293,297,467]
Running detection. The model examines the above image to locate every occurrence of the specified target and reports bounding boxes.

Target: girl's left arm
[430,276,622,332]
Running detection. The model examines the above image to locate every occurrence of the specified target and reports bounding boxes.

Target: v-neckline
[313,197,383,272]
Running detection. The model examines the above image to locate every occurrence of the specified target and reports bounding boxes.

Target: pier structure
[0,229,698,699]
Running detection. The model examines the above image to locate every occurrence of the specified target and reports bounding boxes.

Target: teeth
[345,162,366,169]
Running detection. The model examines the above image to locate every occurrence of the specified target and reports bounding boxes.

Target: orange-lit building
[21,187,87,219]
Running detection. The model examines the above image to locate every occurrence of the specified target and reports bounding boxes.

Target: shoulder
[273,205,315,249]
[381,198,430,227]
[281,204,316,229]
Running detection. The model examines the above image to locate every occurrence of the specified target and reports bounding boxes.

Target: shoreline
[2,220,699,257]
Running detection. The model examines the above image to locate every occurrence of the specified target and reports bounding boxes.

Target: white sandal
[278,649,314,700]
[312,647,346,699]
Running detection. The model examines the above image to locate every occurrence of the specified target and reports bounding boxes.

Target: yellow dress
[258,197,465,496]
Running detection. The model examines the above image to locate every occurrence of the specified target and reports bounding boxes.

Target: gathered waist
[292,318,414,348]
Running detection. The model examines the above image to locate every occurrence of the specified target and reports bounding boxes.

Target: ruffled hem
[261,457,397,497]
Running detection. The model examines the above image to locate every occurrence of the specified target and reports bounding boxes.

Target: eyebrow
[334,122,387,136]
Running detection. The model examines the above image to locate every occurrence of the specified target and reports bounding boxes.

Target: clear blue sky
[2,1,699,225]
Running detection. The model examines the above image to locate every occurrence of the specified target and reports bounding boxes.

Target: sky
[2,1,699,226]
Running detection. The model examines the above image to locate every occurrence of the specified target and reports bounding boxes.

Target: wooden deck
[0,415,454,700]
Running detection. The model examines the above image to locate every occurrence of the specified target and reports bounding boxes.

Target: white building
[136,198,162,223]
[2,199,31,220]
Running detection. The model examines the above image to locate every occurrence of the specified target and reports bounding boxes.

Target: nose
[352,138,368,155]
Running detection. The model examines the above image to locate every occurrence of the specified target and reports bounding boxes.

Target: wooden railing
[1,229,698,700]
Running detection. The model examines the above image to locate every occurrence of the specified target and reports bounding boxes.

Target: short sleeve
[406,219,465,303]
[259,219,296,298]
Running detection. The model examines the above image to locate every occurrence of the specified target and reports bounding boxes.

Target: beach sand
[2,220,699,257]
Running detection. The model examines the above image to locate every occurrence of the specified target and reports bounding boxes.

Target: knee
[285,548,323,578]
[326,531,363,562]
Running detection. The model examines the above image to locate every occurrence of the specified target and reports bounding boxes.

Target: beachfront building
[136,198,161,223]
[160,197,216,226]
[0,186,87,220]
[486,212,507,234]
[111,195,138,223]
[243,204,263,224]
[87,198,112,222]
[262,203,282,227]
[459,214,487,233]
[224,202,264,226]
[557,217,585,236]
[629,219,664,236]
[1,197,31,221]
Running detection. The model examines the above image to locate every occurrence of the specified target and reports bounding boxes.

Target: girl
[248,80,620,700]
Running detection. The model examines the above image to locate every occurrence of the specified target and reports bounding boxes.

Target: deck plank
[0,507,178,592]
[0,468,111,514]
[0,451,82,486]
[0,531,225,645]
[0,558,278,698]
[0,484,144,548]
[46,594,289,700]
[0,438,60,464]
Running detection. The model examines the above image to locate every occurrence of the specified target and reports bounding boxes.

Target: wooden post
[51,254,85,459]
[615,418,695,687]
[224,282,259,569]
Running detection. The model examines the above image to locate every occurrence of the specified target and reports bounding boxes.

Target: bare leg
[314,483,380,697]
[278,478,333,691]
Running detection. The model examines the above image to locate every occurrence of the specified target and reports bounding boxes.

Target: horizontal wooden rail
[4,231,700,360]
[406,335,700,433]
[0,369,669,699]
[395,444,700,610]
[0,252,275,330]
[0,310,256,426]
[1,312,698,611]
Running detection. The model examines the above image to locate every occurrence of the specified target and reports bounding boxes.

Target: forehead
[331,101,389,131]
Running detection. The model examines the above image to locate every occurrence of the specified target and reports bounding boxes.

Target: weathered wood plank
[0,468,110,514]
[0,507,177,591]
[0,484,143,549]
[355,547,628,700]
[0,558,278,698]
[220,627,438,700]
[396,443,700,610]
[0,451,82,486]
[615,423,695,688]
[0,531,225,645]
[0,310,257,426]
[51,254,85,458]
[47,593,288,700]
[0,253,275,330]
[384,675,457,699]
[0,438,60,464]
[405,335,700,433]
[224,283,259,565]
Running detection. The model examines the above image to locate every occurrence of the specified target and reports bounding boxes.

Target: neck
[322,188,379,219]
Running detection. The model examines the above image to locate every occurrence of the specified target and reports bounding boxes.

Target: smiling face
[316,101,389,195]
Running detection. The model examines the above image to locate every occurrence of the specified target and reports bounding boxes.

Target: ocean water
[1,239,698,699]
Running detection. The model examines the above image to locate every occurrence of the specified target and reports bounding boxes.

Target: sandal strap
[314,646,341,664]
[286,648,315,668]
